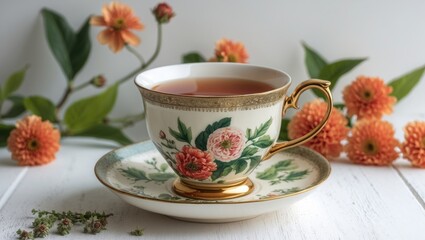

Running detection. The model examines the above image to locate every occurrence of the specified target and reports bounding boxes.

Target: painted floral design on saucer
[95,141,331,223]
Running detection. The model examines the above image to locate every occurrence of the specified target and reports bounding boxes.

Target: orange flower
[288,100,349,159]
[7,115,60,166]
[210,38,249,63]
[346,119,399,166]
[91,2,144,53]
[401,121,425,168]
[343,76,396,119]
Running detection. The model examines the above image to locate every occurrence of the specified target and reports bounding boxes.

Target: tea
[152,77,275,96]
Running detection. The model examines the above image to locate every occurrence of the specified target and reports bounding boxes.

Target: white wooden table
[1,115,425,240]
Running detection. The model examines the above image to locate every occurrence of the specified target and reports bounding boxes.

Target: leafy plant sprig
[0,2,175,147]
[16,209,114,238]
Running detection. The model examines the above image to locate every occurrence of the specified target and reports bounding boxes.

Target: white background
[1,0,425,141]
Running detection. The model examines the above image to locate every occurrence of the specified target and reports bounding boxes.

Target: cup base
[172,178,254,200]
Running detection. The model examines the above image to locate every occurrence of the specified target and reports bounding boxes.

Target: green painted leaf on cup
[388,65,425,103]
[182,52,206,63]
[64,84,118,134]
[0,124,14,147]
[75,124,132,145]
[253,135,274,148]
[302,42,328,78]
[1,67,27,101]
[249,117,273,141]
[2,95,26,118]
[313,58,367,98]
[247,156,261,172]
[241,146,258,157]
[24,96,57,122]
[195,117,231,150]
[234,160,248,174]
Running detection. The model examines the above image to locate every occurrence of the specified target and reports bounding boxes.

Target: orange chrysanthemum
[91,2,144,53]
[210,38,249,63]
[343,76,396,119]
[7,115,60,166]
[401,121,425,168]
[346,119,399,166]
[288,100,349,159]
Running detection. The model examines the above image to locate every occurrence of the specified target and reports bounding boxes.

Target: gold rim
[94,141,332,205]
[135,63,291,109]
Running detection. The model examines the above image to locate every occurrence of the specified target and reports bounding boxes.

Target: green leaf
[234,160,248,174]
[182,52,206,63]
[250,117,273,140]
[246,128,252,140]
[333,103,346,110]
[148,172,176,182]
[248,156,262,172]
[69,17,91,77]
[2,96,26,118]
[23,96,57,122]
[256,166,278,180]
[274,160,294,171]
[0,124,14,147]
[278,118,290,141]
[195,117,231,150]
[42,8,75,80]
[302,42,328,78]
[176,118,192,144]
[168,127,186,142]
[388,65,425,103]
[313,58,367,97]
[1,67,27,100]
[241,146,258,157]
[160,163,168,172]
[283,170,309,182]
[120,167,149,181]
[75,124,133,145]
[64,84,118,133]
[253,135,274,148]
[222,166,233,177]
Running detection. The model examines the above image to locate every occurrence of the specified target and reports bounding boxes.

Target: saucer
[94,141,331,223]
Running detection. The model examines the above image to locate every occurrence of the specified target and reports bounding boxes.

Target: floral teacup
[135,63,332,200]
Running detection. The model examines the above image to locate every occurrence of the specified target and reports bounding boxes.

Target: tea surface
[152,77,275,96]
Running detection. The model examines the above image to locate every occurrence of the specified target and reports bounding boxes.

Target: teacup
[135,63,332,200]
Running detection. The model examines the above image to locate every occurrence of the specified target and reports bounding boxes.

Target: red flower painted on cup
[176,145,217,180]
[207,127,246,162]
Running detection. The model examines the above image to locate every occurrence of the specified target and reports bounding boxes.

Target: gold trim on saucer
[173,178,255,200]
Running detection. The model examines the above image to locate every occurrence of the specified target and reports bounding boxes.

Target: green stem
[56,82,73,110]
[0,102,3,121]
[126,45,145,66]
[73,81,91,92]
[117,23,163,85]
[144,23,162,68]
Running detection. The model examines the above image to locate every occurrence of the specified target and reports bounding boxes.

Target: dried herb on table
[16,209,113,238]
[130,228,145,236]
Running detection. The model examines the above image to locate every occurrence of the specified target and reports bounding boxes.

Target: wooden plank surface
[1,138,425,239]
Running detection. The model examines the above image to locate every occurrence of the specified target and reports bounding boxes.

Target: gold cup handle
[264,79,333,159]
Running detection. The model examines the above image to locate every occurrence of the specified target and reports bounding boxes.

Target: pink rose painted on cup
[176,145,217,180]
[207,127,246,162]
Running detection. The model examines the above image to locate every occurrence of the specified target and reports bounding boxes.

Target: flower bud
[152,3,175,24]
[16,229,34,240]
[34,224,49,238]
[91,75,106,88]
[159,130,166,139]
[57,218,73,236]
